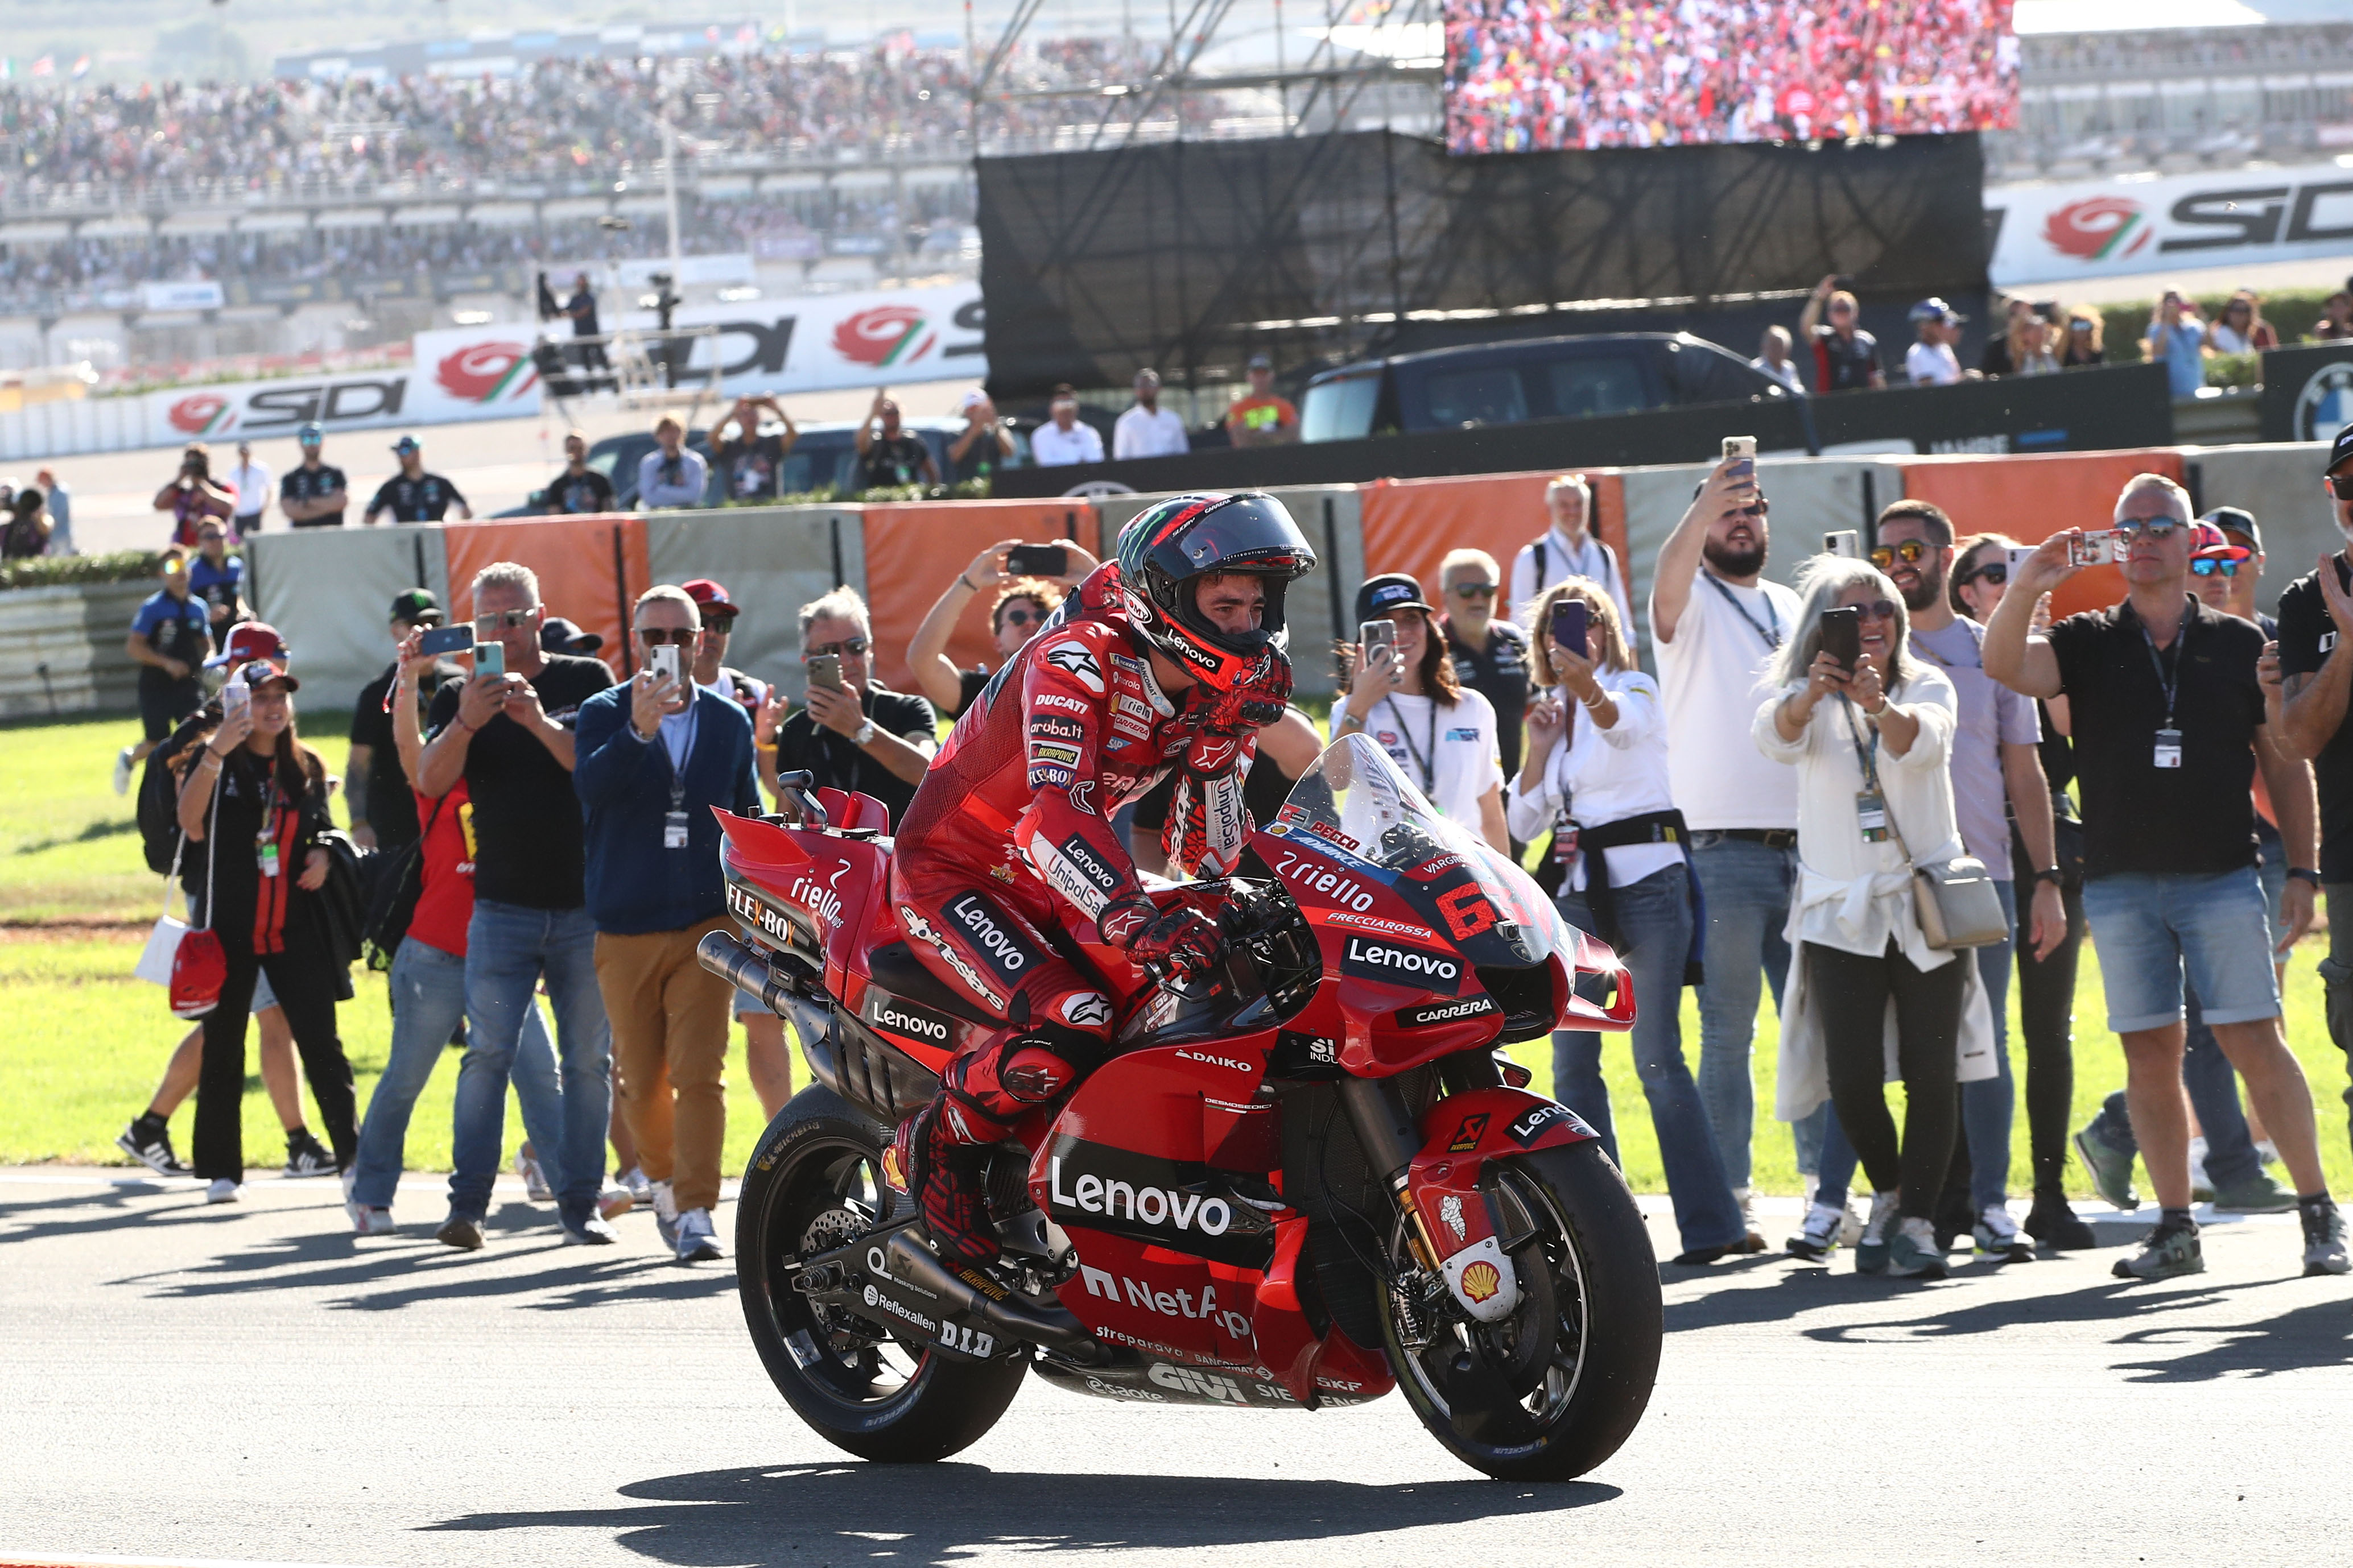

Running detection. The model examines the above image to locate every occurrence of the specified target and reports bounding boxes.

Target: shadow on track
[424,1461,1619,1563]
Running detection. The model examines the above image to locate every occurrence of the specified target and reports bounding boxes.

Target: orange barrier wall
[858,499,1099,694]
[442,514,649,680]
[1896,448,2190,621]
[1357,469,1632,626]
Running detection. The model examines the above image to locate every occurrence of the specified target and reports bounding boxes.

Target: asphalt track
[2,1166,2346,1568]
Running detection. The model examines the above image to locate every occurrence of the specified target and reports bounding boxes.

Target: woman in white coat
[1753,555,1968,1280]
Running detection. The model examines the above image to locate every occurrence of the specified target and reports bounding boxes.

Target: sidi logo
[1080,1264,1252,1339]
[1050,1156,1232,1236]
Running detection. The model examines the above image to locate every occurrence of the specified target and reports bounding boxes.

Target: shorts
[139,677,204,742]
[251,968,279,1015]
[2080,867,2280,1033]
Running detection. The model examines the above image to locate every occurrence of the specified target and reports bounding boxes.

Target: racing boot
[898,1101,1004,1271]
[900,1029,1084,1269]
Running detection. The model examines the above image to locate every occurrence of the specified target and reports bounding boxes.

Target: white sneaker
[651,1179,680,1250]
[513,1147,552,1203]
[1787,1202,1844,1260]
[113,745,135,796]
[1730,1186,1764,1252]
[1972,1202,2033,1263]
[617,1164,654,1202]
[205,1178,240,1205]
[1840,1199,1865,1247]
[2187,1135,2214,1201]
[2255,1139,2282,1170]
[596,1184,634,1222]
[346,1200,396,1235]
[1856,1190,1901,1273]
[675,1206,723,1263]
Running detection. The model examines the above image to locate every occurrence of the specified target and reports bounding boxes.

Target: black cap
[2330,422,2353,478]
[539,616,604,655]
[1356,573,1433,626]
[389,588,443,625]
[2199,506,2263,552]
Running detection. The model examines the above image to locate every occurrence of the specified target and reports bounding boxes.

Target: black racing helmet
[1114,493,1316,690]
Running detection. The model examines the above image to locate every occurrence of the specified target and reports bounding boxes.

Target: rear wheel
[1380,1140,1662,1482]
[737,1087,1027,1463]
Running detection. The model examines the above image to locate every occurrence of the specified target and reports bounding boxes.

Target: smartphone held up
[1819,606,1862,672]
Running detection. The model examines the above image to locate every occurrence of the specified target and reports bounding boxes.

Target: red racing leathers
[889,570,1272,1257]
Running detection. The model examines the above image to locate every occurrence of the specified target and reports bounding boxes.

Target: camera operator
[855,391,940,490]
[711,395,798,502]
[1987,473,2344,1281]
[153,444,236,547]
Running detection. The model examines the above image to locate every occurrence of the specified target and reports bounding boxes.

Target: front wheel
[1381,1139,1662,1482]
[736,1086,1027,1463]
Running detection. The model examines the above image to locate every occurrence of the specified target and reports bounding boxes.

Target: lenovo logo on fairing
[1050,1156,1232,1236]
[873,1004,948,1042]
[1344,938,1459,980]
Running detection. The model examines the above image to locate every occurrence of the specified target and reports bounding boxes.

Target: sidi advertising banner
[1987,163,2353,288]
[145,326,540,446]
[613,282,986,395]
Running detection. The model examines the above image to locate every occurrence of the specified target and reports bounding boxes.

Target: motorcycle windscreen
[1264,734,1571,970]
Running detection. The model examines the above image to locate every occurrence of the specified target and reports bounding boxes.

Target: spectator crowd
[101,417,2353,1296]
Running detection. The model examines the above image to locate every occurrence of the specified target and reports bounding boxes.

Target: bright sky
[2013,0,2269,32]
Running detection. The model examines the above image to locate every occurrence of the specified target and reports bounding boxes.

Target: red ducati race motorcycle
[699,734,1661,1480]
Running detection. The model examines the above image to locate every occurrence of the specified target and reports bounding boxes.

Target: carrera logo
[1175,1049,1253,1074]
[1049,1155,1233,1236]
[1403,995,1497,1029]
[1079,1264,1253,1340]
[1508,1102,1574,1146]
[1344,937,1461,988]
[2042,195,2150,262]
[866,997,951,1043]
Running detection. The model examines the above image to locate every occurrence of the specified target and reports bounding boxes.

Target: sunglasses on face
[475,610,535,632]
[1869,539,1931,570]
[2113,516,2181,541]
[637,627,697,645]
[2190,557,2244,578]
[998,607,1042,629]
[1958,561,2009,589]
[2329,474,2353,500]
[1451,582,1499,599]
[1847,599,1900,622]
[803,637,870,661]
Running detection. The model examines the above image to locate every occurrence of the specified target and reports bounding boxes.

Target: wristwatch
[2289,867,2323,888]
[2031,866,2063,887]
[851,718,878,747]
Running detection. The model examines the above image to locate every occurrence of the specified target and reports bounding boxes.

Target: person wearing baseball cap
[538,617,605,657]
[2189,511,2264,625]
[2274,425,2353,1211]
[1332,570,1508,848]
[279,422,350,529]
[1905,299,1967,387]
[1228,353,1299,448]
[364,436,471,526]
[1029,383,1104,468]
[349,589,452,855]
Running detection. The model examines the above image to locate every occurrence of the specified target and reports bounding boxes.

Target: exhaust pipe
[878,1230,1109,1366]
[699,929,795,1014]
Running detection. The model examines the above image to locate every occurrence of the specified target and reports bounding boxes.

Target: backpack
[136,705,220,876]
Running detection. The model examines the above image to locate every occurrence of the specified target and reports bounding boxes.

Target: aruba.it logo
[2042,195,2152,262]
[832,304,936,368]
[435,341,536,403]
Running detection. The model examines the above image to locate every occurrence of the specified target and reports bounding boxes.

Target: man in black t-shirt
[278,422,349,528]
[711,394,798,502]
[853,392,939,491]
[416,561,616,1249]
[365,436,473,525]
[347,588,456,853]
[542,431,617,515]
[1438,547,1531,779]
[1989,471,2343,1282]
[772,587,937,827]
[2273,423,2353,1193]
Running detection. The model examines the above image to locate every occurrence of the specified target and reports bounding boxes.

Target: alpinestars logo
[1061,992,1113,1028]
[898,903,1006,1011]
[1043,641,1105,694]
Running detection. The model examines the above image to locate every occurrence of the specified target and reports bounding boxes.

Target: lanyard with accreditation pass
[2139,603,2191,769]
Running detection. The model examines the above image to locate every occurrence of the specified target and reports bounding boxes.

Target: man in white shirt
[1112,368,1189,461]
[1509,474,1632,635]
[1029,384,1105,467]
[1904,300,1966,387]
[225,441,273,536]
[1649,456,1812,1246]
[1750,326,1806,396]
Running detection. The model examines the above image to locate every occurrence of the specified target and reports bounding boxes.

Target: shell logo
[2042,196,2152,263]
[168,392,233,436]
[436,341,537,403]
[832,304,936,369]
[1460,1259,1502,1303]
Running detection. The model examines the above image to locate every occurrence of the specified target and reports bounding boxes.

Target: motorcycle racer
[889,494,1316,1265]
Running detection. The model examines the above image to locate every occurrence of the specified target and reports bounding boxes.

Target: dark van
[1299,331,1794,442]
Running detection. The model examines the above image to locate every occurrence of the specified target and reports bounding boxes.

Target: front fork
[1336,1066,1523,1324]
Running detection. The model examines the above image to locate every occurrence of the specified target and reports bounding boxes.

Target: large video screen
[1443,1,2017,154]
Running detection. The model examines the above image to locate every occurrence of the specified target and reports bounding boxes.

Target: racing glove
[1097,893,1225,977]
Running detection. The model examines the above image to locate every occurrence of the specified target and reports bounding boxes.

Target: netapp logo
[1079,1264,1253,1339]
[868,998,951,1042]
[1345,938,1458,980]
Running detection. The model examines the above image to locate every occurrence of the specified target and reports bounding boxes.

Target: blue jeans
[350,937,565,1211]
[1551,863,1745,1255]
[1689,833,1815,1189]
[1955,879,2020,1211]
[451,901,612,1225]
[2083,856,2284,1190]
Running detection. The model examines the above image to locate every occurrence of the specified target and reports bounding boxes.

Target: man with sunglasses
[418,562,618,1248]
[1875,500,2074,1257]
[2274,425,2353,1191]
[1989,473,2344,1282]
[1439,547,1531,783]
[905,537,1099,721]
[772,588,939,829]
[575,585,762,1264]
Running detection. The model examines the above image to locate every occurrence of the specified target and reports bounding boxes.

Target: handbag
[151,759,228,1018]
[134,765,202,987]
[1881,781,2008,951]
